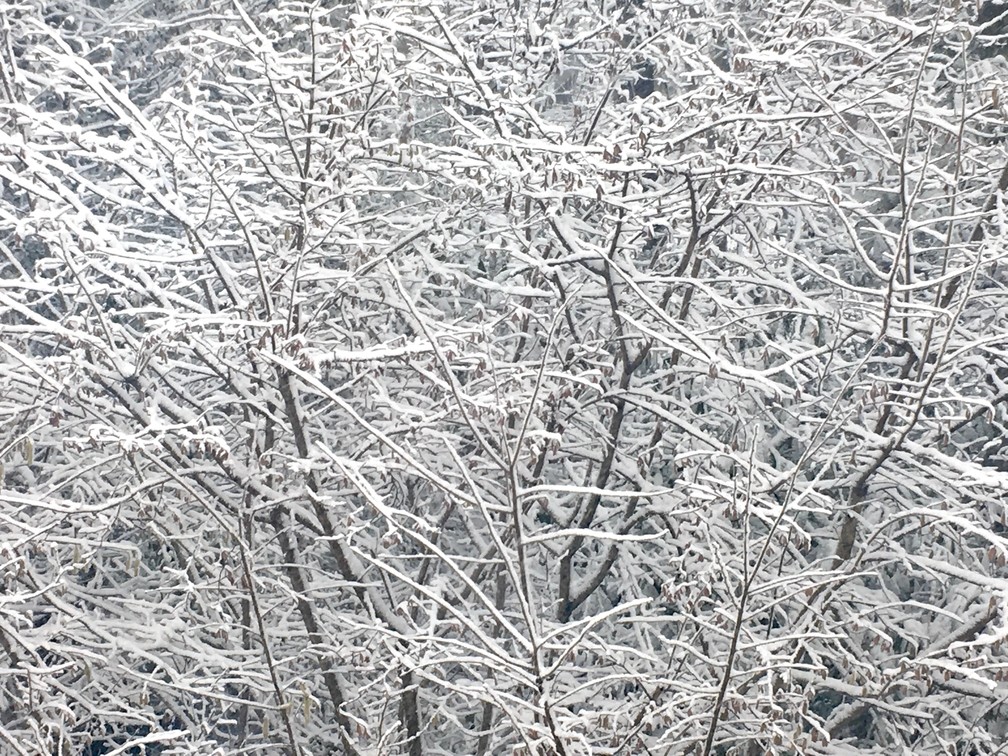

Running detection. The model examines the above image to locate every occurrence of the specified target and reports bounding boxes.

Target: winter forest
[7,0,1008,753]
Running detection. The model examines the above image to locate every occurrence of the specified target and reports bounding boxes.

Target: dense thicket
[3,0,1008,753]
